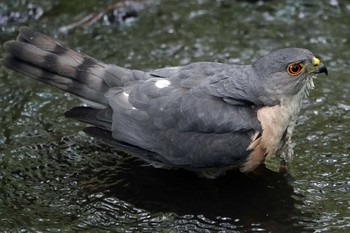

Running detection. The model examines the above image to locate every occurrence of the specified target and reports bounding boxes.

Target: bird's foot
[278,158,289,174]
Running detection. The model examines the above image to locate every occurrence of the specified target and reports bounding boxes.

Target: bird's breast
[240,104,297,172]
[241,88,307,172]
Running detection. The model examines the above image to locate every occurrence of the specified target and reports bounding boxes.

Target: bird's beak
[314,63,328,75]
[312,57,328,75]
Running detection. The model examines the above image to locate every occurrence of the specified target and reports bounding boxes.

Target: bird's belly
[241,105,292,172]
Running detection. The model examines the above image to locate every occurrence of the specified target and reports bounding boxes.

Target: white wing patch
[155,79,171,88]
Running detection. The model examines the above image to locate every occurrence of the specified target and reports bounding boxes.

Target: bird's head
[252,48,327,103]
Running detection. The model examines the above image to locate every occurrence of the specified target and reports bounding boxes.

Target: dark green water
[0,0,349,232]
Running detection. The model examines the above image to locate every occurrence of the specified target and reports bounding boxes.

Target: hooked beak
[314,63,328,76]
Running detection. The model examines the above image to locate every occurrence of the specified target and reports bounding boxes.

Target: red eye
[287,63,303,75]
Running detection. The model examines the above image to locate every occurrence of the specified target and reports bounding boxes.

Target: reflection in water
[1,137,314,232]
[82,157,314,232]
[74,142,313,232]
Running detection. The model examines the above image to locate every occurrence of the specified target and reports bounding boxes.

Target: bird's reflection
[7,137,313,232]
[79,151,312,232]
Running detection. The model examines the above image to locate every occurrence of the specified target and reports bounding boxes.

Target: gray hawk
[1,27,328,178]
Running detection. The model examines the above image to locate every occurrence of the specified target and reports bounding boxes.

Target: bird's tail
[1,27,142,107]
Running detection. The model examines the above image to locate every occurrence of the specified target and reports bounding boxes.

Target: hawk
[2,27,327,178]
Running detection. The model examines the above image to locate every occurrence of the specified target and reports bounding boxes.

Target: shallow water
[0,0,349,232]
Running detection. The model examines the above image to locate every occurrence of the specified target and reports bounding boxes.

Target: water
[0,0,349,232]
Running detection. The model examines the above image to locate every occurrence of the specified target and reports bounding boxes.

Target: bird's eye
[287,63,304,76]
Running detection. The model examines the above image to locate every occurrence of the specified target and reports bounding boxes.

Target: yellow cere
[312,57,321,67]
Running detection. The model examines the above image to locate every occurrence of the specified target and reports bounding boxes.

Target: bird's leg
[279,157,289,174]
[278,131,295,174]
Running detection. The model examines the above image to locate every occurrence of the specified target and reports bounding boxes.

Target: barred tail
[1,27,139,107]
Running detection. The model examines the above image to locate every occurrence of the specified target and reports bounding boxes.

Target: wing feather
[105,62,263,168]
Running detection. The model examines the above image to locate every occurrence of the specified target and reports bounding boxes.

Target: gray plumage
[1,27,327,177]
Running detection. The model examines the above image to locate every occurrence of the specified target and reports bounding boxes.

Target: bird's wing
[104,62,263,168]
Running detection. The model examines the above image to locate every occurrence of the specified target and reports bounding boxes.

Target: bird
[1,27,328,178]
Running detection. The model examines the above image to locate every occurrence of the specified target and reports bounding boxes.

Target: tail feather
[65,106,113,129]
[16,27,67,53]
[2,54,109,106]
[3,40,107,86]
[2,27,154,107]
[1,27,132,107]
[14,27,102,73]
